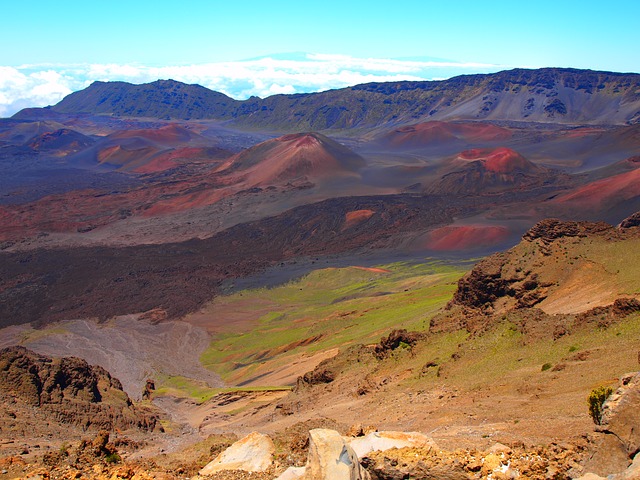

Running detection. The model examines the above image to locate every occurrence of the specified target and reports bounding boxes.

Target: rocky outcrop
[374,329,425,359]
[450,253,510,309]
[522,218,613,246]
[583,372,640,477]
[577,298,640,326]
[0,346,158,431]
[450,217,624,312]
[619,211,640,229]
[198,431,275,475]
[294,366,335,392]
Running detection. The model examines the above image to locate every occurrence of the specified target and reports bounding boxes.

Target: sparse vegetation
[541,362,553,371]
[104,452,121,464]
[588,385,613,425]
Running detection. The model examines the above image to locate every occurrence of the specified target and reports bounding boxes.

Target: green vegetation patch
[153,374,291,403]
[200,260,468,384]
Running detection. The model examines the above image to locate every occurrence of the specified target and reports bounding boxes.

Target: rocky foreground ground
[2,216,640,479]
[1,350,639,479]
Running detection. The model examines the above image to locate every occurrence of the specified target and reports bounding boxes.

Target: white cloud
[0,66,76,117]
[0,54,502,117]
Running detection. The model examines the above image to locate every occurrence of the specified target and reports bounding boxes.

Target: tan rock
[276,466,306,479]
[489,442,512,455]
[348,431,437,458]
[616,452,640,479]
[198,431,274,475]
[482,453,504,476]
[305,428,369,480]
[601,372,640,457]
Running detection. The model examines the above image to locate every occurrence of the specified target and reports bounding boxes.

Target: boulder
[198,431,274,475]
[305,428,369,480]
[349,431,437,458]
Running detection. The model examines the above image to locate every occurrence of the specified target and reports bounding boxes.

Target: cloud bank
[0,54,501,117]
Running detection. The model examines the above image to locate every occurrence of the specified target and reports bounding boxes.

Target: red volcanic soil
[26,129,94,156]
[425,225,510,251]
[133,147,229,174]
[140,187,230,217]
[107,124,195,145]
[97,145,161,169]
[425,147,556,195]
[343,209,376,229]
[458,147,537,173]
[552,168,640,208]
[0,120,67,144]
[217,132,365,186]
[132,151,180,173]
[0,133,366,237]
[380,121,512,148]
[0,188,153,240]
[563,126,608,138]
[139,132,365,216]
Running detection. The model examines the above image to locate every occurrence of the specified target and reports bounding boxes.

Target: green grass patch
[153,374,292,403]
[200,260,469,383]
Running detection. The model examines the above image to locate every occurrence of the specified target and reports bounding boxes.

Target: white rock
[199,431,274,475]
[348,430,437,458]
[305,428,369,479]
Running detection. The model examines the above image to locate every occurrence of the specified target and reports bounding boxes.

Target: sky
[1,0,639,117]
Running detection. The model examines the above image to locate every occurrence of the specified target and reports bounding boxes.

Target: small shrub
[104,452,121,464]
[588,386,613,425]
[541,362,552,371]
[569,345,579,352]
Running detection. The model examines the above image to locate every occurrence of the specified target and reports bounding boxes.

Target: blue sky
[1,0,639,116]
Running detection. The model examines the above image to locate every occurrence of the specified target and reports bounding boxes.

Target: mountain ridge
[14,68,640,129]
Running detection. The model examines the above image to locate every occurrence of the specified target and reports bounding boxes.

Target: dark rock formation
[294,362,335,392]
[374,329,424,359]
[451,218,620,312]
[450,253,510,309]
[0,194,466,328]
[619,211,640,229]
[142,378,155,400]
[0,346,159,431]
[522,218,613,248]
